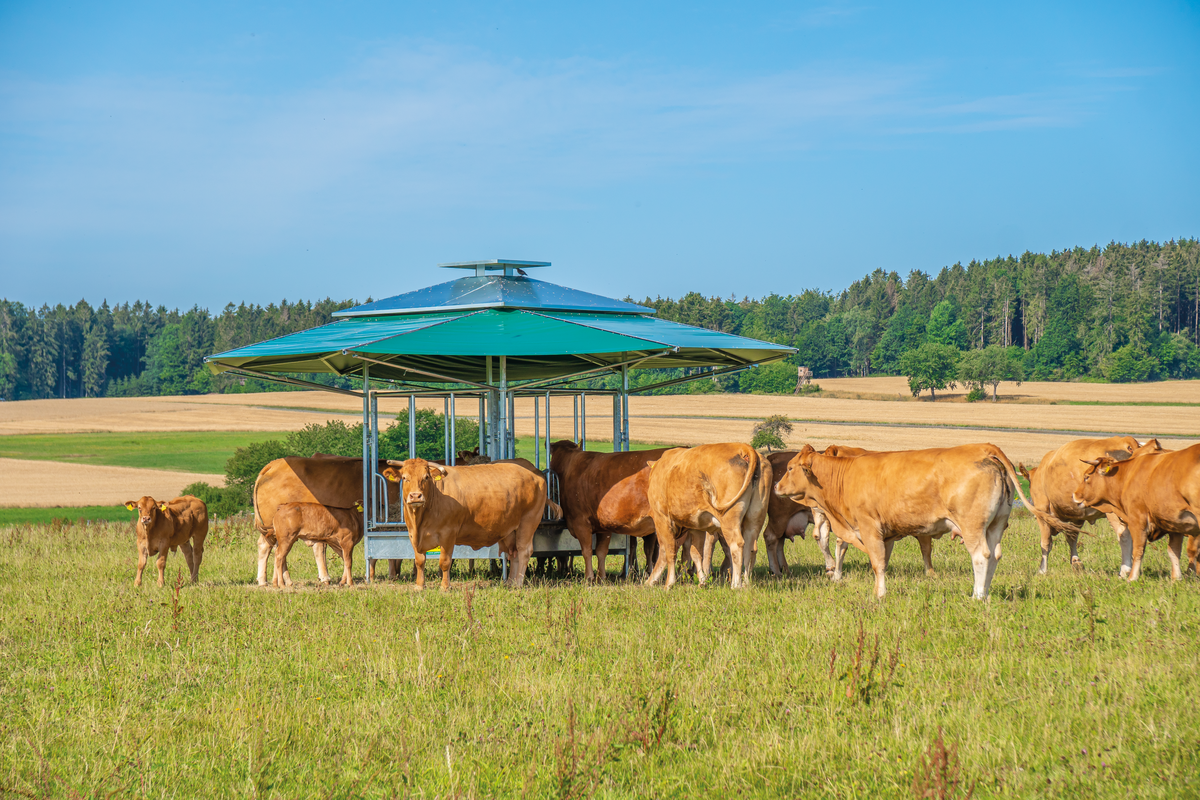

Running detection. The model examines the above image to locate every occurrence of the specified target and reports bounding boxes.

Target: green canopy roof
[206,307,794,385]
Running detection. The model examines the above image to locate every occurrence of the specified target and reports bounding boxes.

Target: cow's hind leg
[1066,531,1082,569]
[1188,534,1200,577]
[831,538,849,582]
[595,533,612,583]
[861,531,887,600]
[312,542,332,584]
[256,534,273,586]
[274,534,297,588]
[917,535,936,577]
[508,516,539,589]
[1166,534,1184,581]
[191,530,206,582]
[1036,518,1054,575]
[645,513,679,588]
[179,541,196,583]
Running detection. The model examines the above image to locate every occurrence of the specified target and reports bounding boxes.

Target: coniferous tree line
[1,239,1198,402]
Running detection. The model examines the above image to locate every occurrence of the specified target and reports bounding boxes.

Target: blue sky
[2,1,1197,309]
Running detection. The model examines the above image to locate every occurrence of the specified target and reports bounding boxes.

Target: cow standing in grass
[269,501,364,587]
[549,440,676,582]
[645,443,771,589]
[1072,443,1200,582]
[1020,436,1163,576]
[124,495,208,587]
[775,443,1065,600]
[382,458,558,590]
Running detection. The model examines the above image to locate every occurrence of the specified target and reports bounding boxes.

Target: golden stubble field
[1,377,1197,505]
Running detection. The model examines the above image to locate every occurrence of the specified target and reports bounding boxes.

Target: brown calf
[124,495,208,587]
[270,501,364,587]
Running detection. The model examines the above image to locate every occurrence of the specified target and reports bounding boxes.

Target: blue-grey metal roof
[334,273,653,317]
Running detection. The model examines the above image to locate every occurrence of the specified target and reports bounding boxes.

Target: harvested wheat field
[0,457,220,507]
[816,375,1200,404]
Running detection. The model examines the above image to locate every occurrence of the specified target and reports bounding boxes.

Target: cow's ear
[158,503,167,511]
[355,501,364,512]
[124,501,136,511]
[430,464,448,480]
[646,460,657,471]
[382,468,401,483]
[1099,462,1118,476]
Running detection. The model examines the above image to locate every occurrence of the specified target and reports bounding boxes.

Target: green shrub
[965,387,987,402]
[181,482,246,519]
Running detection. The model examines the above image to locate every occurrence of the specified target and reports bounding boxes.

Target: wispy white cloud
[0,43,1117,241]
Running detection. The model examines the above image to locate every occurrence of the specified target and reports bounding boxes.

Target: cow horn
[386,459,406,467]
[1080,458,1101,466]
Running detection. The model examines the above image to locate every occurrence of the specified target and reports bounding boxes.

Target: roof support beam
[344,352,496,391]
[208,365,363,397]
[512,350,674,392]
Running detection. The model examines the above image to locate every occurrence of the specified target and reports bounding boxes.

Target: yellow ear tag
[124,503,135,511]
[432,474,443,482]
[355,502,364,512]
[159,503,167,511]
[1100,464,1116,476]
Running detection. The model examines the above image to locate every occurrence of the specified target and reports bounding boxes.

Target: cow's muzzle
[406,493,426,508]
[140,516,153,526]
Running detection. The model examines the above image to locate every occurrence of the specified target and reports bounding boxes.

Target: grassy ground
[0,431,290,474]
[2,515,1197,798]
[0,505,132,525]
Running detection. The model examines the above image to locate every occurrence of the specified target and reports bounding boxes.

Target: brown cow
[1021,436,1163,576]
[645,443,771,589]
[253,456,399,586]
[775,443,1063,600]
[270,501,364,587]
[1072,443,1200,582]
[549,440,677,581]
[124,495,208,587]
[757,450,813,577]
[381,458,556,590]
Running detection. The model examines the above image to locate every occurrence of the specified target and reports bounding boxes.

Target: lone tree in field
[751,414,793,451]
[957,344,1024,401]
[899,342,960,400]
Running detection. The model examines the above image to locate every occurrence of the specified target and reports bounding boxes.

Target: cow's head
[124,496,161,529]
[774,444,817,501]
[1072,457,1121,509]
[382,459,447,509]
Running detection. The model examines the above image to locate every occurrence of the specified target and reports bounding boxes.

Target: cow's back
[558,447,674,526]
[255,457,383,533]
[1030,436,1141,518]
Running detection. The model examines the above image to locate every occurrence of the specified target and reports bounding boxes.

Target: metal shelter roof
[333,269,652,318]
[205,262,794,388]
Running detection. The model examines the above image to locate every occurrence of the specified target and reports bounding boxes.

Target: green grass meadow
[0,431,288,475]
[2,514,1197,798]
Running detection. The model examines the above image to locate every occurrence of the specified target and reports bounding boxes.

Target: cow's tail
[544,500,564,521]
[988,448,1082,535]
[252,463,270,536]
[709,446,761,514]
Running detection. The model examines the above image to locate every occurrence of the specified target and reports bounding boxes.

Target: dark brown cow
[549,440,676,581]
[775,443,1063,599]
[253,456,399,586]
[1072,443,1200,582]
[270,501,364,587]
[381,458,557,590]
[645,443,771,589]
[757,450,813,577]
[123,495,208,587]
[1020,436,1163,576]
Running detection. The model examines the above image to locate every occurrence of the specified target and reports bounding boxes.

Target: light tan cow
[1072,443,1200,582]
[1021,436,1163,576]
[775,443,1068,599]
[123,495,208,587]
[382,458,558,590]
[269,501,364,588]
[645,443,771,589]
